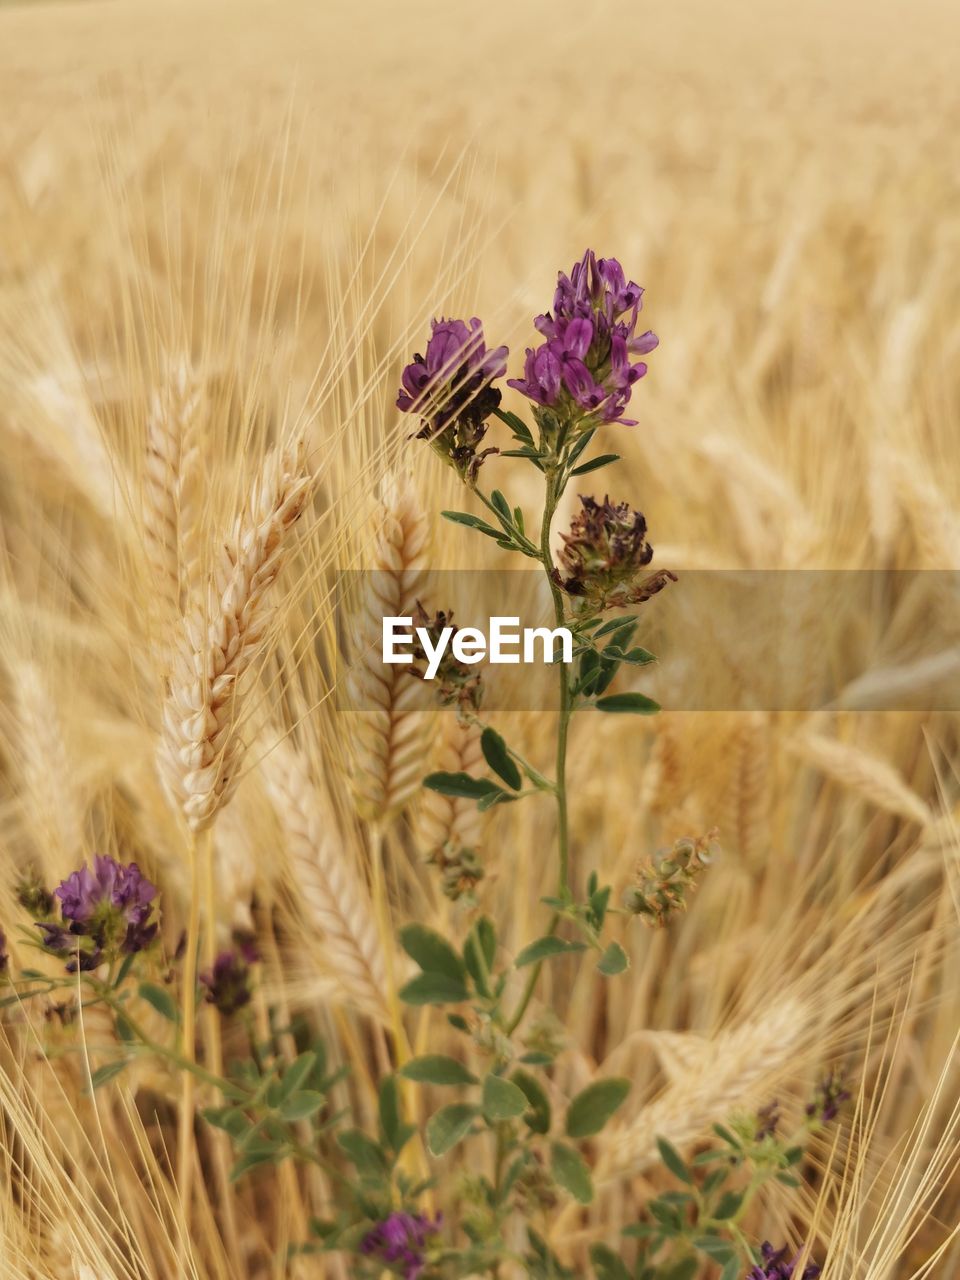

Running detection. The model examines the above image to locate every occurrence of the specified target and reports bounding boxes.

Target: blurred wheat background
[1,0,958,1276]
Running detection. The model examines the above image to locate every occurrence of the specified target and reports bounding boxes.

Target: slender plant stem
[505,455,573,1036]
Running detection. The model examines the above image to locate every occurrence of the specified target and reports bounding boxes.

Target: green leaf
[423,771,502,800]
[89,1059,129,1090]
[571,452,621,476]
[712,1189,745,1219]
[138,981,178,1021]
[720,1259,742,1280]
[279,1052,318,1100]
[114,1013,136,1042]
[597,942,629,976]
[482,1074,529,1122]
[281,1090,327,1121]
[476,787,514,811]
[426,1103,480,1156]
[589,1244,631,1280]
[566,1078,631,1139]
[480,727,522,791]
[203,1106,250,1139]
[656,1135,692,1184]
[604,646,656,666]
[495,408,535,444]
[441,510,502,539]
[515,936,586,968]
[595,692,661,715]
[551,1141,594,1204]
[594,614,637,638]
[229,1146,278,1181]
[693,1236,736,1263]
[399,923,467,981]
[511,1069,551,1134]
[662,1261,698,1280]
[398,973,470,1006]
[337,1128,388,1177]
[399,1055,478,1086]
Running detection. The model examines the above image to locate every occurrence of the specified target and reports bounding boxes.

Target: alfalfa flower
[747,1242,821,1280]
[200,939,258,1016]
[397,317,508,482]
[626,830,719,927]
[359,1210,441,1279]
[508,250,657,430]
[37,855,158,969]
[555,495,675,609]
[806,1069,850,1125]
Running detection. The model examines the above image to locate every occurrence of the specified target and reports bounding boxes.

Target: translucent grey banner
[335,570,960,712]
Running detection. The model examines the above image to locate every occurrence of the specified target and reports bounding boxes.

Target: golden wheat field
[0,0,958,1277]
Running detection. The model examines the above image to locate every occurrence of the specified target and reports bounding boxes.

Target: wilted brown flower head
[625,829,719,926]
[556,495,675,609]
[407,602,483,717]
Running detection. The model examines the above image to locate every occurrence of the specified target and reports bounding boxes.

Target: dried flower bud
[556,495,675,610]
[754,1099,781,1141]
[0,927,7,976]
[407,603,483,716]
[428,840,485,903]
[625,829,719,927]
[200,943,258,1016]
[16,870,54,918]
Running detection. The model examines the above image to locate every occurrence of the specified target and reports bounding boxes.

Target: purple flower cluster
[200,937,258,1016]
[748,1242,821,1280]
[508,250,657,427]
[360,1211,440,1279]
[806,1069,850,1125]
[36,855,157,970]
[397,317,508,481]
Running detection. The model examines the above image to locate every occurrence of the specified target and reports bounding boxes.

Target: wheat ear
[263,740,389,1024]
[157,443,313,832]
[597,996,808,1180]
[143,360,203,628]
[348,478,430,822]
[789,729,934,828]
[416,716,485,858]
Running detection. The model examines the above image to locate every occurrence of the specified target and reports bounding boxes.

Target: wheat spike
[416,716,484,859]
[12,658,84,869]
[790,729,933,827]
[724,711,770,867]
[157,443,313,831]
[348,478,430,822]
[143,359,204,627]
[262,739,389,1023]
[598,996,808,1179]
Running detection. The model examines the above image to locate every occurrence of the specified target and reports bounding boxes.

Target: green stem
[504,456,573,1036]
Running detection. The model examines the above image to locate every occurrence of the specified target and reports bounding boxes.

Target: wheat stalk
[348,477,430,823]
[263,739,390,1024]
[157,442,313,832]
[790,728,934,828]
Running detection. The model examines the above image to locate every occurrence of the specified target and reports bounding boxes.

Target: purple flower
[200,942,258,1016]
[748,1242,821,1280]
[360,1212,440,1279]
[806,1069,850,1125]
[509,250,657,429]
[397,317,508,481]
[52,855,158,959]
